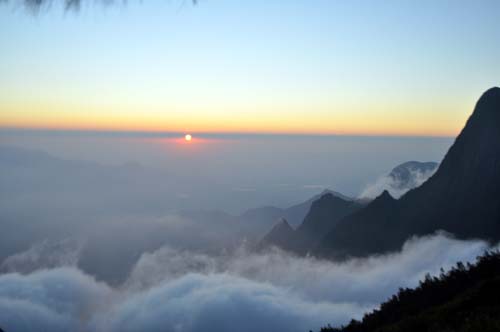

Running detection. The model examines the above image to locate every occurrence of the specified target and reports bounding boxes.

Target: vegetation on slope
[321,250,500,332]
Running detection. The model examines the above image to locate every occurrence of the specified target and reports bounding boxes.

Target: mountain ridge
[258,193,365,253]
[317,87,500,258]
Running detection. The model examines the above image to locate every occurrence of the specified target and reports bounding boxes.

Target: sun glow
[185,134,192,142]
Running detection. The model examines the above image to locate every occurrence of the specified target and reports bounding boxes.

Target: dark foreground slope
[321,250,500,332]
[318,87,500,258]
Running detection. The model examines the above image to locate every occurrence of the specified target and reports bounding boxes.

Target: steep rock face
[399,87,500,239]
[318,87,500,258]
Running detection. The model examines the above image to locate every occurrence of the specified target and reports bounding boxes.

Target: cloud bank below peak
[0,233,496,332]
[359,161,438,199]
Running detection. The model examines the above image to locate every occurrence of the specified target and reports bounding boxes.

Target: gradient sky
[1,0,499,136]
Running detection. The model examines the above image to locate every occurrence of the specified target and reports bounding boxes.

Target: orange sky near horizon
[0,99,472,137]
[1,1,499,139]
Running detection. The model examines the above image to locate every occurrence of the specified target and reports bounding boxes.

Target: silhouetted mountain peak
[259,218,295,250]
[373,190,394,204]
[258,190,363,253]
[380,189,391,197]
[319,189,353,201]
[315,192,345,205]
[272,218,293,232]
[318,88,500,258]
[318,192,334,202]
[475,86,500,114]
[457,87,500,134]
[425,86,500,193]
[297,193,363,243]
[458,86,500,136]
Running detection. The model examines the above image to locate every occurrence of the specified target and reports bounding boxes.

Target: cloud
[125,232,491,304]
[96,274,349,332]
[0,268,112,332]
[123,247,218,291]
[0,233,495,332]
[359,167,436,199]
[0,238,83,274]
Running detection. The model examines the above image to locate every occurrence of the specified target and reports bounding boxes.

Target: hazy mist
[0,130,465,331]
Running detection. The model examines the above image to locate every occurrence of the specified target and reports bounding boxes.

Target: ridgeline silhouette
[317,87,500,258]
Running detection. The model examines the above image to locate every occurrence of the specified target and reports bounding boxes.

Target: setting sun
[184,134,192,142]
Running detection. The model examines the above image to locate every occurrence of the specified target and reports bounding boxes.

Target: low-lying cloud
[0,238,83,274]
[0,233,496,332]
[0,268,112,332]
[359,167,437,199]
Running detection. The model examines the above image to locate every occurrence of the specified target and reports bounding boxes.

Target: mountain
[259,193,364,253]
[321,251,500,332]
[259,160,438,254]
[283,189,353,227]
[227,189,354,241]
[241,189,353,229]
[258,218,295,250]
[292,193,364,253]
[316,190,398,257]
[318,87,500,258]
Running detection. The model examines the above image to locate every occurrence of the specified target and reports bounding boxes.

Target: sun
[184,134,192,142]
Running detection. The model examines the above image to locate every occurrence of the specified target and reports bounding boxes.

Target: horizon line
[0,127,456,139]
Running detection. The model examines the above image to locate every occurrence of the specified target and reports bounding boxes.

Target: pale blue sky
[1,0,499,135]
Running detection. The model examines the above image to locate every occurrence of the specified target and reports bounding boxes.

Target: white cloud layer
[0,238,83,274]
[0,233,496,332]
[359,167,437,199]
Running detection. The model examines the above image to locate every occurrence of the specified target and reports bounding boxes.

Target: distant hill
[259,160,437,254]
[179,189,354,244]
[259,193,364,253]
[259,218,295,250]
[317,87,500,258]
[241,189,353,230]
[321,250,500,332]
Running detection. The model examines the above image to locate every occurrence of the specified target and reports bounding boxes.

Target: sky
[1,0,500,136]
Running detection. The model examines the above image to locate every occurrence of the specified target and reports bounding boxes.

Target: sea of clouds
[0,232,496,332]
